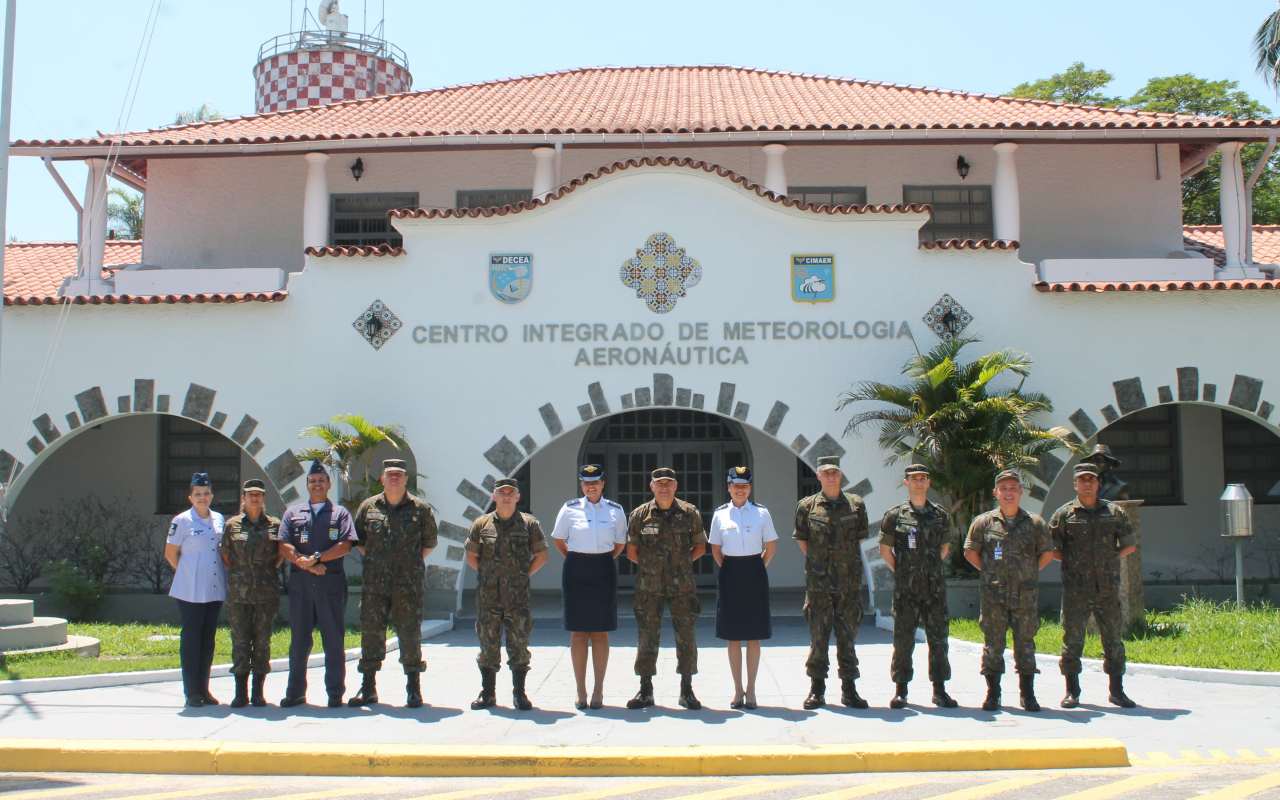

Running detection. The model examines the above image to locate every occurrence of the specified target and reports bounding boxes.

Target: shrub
[43,559,108,621]
[0,507,65,592]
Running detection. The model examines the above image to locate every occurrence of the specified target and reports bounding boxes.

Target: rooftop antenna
[317,0,348,32]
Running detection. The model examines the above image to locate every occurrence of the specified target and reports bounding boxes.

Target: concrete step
[0,599,35,626]
[0,617,67,652]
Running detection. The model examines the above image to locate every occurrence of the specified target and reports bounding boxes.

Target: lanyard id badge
[994,545,1003,560]
[907,534,917,549]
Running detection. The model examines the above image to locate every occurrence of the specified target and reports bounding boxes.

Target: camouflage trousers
[476,604,533,672]
[633,590,700,677]
[891,589,950,684]
[980,599,1040,675]
[359,587,425,674]
[225,599,279,677]
[803,590,861,680]
[1060,588,1126,676]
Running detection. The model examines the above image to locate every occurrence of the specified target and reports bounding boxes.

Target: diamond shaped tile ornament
[619,232,702,314]
[352,300,402,350]
[923,294,973,341]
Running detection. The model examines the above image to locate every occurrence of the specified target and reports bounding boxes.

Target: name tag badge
[994,546,1003,561]
[233,533,248,541]
[907,534,917,549]
[300,533,309,544]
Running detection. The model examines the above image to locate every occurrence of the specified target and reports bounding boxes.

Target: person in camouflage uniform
[218,479,282,709]
[794,455,870,710]
[964,469,1057,712]
[465,477,548,711]
[625,467,707,710]
[879,464,956,709]
[348,459,438,709]
[1051,462,1139,709]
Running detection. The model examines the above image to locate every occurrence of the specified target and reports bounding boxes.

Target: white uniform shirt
[166,508,227,603]
[552,496,628,554]
[708,500,778,556]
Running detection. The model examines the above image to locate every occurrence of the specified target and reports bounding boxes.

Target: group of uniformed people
[164,448,1139,712]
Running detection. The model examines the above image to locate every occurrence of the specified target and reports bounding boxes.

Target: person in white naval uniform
[164,472,227,708]
[551,463,628,709]
[708,466,777,710]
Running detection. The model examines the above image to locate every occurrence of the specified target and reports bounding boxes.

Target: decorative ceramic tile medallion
[352,299,403,350]
[490,253,532,303]
[792,254,835,302]
[619,232,702,314]
[923,293,973,341]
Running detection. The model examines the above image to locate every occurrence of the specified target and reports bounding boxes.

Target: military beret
[993,469,1022,487]
[308,460,329,477]
[1074,462,1101,477]
[190,473,211,487]
[815,456,841,472]
[242,479,267,493]
[493,477,519,490]
[382,459,408,473]
[727,466,753,484]
[651,467,677,481]
[904,464,930,477]
[579,464,604,481]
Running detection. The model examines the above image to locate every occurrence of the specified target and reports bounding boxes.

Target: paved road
[2,763,1280,800]
[0,623,1274,757]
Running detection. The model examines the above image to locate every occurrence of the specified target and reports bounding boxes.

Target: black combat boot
[471,668,497,709]
[512,669,533,711]
[405,672,423,709]
[626,676,655,709]
[229,674,250,708]
[889,681,909,709]
[348,671,378,707]
[678,674,701,710]
[932,681,958,708]
[841,678,869,709]
[250,673,268,707]
[1108,674,1136,708]
[1062,674,1081,708]
[803,677,826,710]
[1019,674,1040,712]
[982,674,1001,711]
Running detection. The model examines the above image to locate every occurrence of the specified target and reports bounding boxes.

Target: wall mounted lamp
[956,155,970,180]
[351,157,365,182]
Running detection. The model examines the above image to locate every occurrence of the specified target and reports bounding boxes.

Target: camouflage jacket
[1050,498,1137,595]
[626,498,707,596]
[354,492,439,594]
[965,507,1053,609]
[793,491,868,593]
[465,511,547,608]
[879,499,951,597]
[218,512,281,604]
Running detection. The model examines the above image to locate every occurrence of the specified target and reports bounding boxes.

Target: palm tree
[173,103,222,125]
[837,336,1082,566]
[107,188,143,240]
[297,414,420,510]
[1256,3,1280,93]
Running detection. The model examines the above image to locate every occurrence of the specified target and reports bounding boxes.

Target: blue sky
[4,0,1278,242]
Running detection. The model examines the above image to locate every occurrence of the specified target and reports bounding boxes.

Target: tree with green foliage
[837,336,1081,571]
[297,414,423,510]
[107,187,143,240]
[173,103,222,126]
[1255,2,1280,94]
[1007,62,1124,107]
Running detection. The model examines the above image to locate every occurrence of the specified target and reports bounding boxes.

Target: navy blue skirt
[716,554,772,641]
[562,551,619,632]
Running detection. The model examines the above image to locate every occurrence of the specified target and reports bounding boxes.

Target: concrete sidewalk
[0,622,1273,758]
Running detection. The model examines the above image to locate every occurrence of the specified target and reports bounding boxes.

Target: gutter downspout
[1245,135,1277,266]
[43,156,82,247]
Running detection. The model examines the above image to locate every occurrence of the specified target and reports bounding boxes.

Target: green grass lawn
[0,623,368,681]
[949,599,1280,672]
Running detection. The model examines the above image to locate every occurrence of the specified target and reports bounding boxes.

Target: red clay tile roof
[16,66,1277,151]
[3,240,140,299]
[919,239,1019,250]
[1035,279,1280,293]
[304,245,405,256]
[5,292,289,307]
[1182,224,1280,267]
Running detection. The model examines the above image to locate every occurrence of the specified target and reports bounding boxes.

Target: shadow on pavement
[484,706,577,723]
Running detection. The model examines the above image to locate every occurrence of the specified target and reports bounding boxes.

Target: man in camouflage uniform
[625,467,707,710]
[348,459,438,709]
[218,479,282,709]
[795,455,870,710]
[1051,462,1138,709]
[879,464,956,709]
[465,477,548,711]
[964,469,1057,712]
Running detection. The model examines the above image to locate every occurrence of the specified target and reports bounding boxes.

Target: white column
[762,143,788,196]
[77,158,109,279]
[1219,142,1248,269]
[992,142,1020,242]
[532,147,556,201]
[302,152,331,250]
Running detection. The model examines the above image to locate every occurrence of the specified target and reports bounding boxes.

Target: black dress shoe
[279,695,307,708]
[327,696,344,708]
[200,691,220,706]
[730,696,746,710]
[185,695,205,708]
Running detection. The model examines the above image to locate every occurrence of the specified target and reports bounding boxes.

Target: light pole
[0,0,16,510]
[1220,484,1254,609]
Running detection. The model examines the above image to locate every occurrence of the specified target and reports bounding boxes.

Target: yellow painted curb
[0,738,1129,776]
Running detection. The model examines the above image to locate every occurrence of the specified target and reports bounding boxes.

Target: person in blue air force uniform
[165,472,227,708]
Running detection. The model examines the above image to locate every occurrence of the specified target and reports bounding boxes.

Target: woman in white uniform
[164,472,228,708]
[551,464,628,709]
[708,466,777,710]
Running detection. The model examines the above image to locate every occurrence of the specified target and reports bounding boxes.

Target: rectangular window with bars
[1222,410,1280,504]
[903,185,993,242]
[329,192,418,248]
[1097,405,1182,506]
[158,417,241,516]
[789,186,868,207]
[456,189,533,210]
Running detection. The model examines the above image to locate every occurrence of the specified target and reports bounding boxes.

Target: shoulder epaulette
[716,502,730,510]
[565,498,583,507]
[752,500,768,509]
[604,499,623,509]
